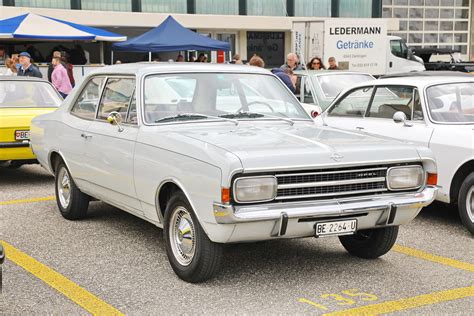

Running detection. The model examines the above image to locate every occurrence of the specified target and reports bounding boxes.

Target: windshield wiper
[220,111,295,126]
[155,113,238,125]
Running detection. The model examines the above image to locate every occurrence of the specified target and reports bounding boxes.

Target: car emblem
[331,153,344,162]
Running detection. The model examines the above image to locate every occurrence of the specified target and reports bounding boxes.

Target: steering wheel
[237,100,275,113]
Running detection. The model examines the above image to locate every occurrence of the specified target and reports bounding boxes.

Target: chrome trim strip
[275,167,387,178]
[275,188,388,200]
[277,177,386,189]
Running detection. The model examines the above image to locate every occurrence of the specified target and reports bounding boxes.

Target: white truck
[292,19,425,76]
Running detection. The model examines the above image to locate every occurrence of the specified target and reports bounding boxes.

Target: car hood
[0,107,57,129]
[179,123,421,170]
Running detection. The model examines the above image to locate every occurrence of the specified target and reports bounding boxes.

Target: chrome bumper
[213,186,438,224]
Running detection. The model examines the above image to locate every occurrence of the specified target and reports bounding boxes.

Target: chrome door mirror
[393,111,412,127]
[107,111,124,132]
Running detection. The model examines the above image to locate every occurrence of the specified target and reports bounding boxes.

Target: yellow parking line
[393,245,474,273]
[1,241,123,315]
[323,285,474,316]
[0,196,55,206]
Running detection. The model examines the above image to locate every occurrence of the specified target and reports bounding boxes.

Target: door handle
[356,126,365,130]
[80,133,92,139]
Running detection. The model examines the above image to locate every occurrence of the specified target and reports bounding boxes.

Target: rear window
[0,80,62,108]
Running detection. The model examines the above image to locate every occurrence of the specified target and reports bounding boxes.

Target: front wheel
[163,192,222,283]
[458,173,474,235]
[54,160,90,220]
[339,226,399,259]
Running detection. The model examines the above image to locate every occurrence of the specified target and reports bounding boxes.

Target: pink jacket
[52,63,73,95]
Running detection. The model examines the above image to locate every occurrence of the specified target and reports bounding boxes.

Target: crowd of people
[1,43,337,99]
[1,46,76,98]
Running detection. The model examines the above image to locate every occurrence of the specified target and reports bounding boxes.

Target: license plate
[15,130,30,141]
[315,219,357,237]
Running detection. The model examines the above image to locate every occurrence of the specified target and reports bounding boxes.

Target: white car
[318,75,474,234]
[31,63,438,282]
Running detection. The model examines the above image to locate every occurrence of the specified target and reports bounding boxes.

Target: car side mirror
[393,111,412,127]
[107,111,124,132]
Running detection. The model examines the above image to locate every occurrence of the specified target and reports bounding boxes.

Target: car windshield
[315,74,374,98]
[426,82,474,124]
[144,73,309,123]
[0,80,62,108]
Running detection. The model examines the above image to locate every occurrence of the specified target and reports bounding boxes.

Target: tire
[339,226,399,259]
[163,191,223,283]
[54,160,90,220]
[458,173,474,235]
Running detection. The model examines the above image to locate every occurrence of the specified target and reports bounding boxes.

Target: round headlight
[233,176,277,203]
[387,166,424,190]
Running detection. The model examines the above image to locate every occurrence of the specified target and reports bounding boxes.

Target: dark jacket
[271,68,296,94]
[18,64,43,78]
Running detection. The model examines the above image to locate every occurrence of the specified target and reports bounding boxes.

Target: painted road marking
[0,196,55,206]
[393,245,474,273]
[1,241,123,315]
[323,285,474,316]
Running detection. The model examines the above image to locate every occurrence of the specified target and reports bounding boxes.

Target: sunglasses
[312,62,320,65]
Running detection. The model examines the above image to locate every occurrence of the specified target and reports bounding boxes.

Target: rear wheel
[339,226,399,259]
[54,160,90,220]
[163,191,222,283]
[458,173,474,235]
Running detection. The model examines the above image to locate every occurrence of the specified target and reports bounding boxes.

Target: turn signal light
[221,187,231,204]
[427,173,438,186]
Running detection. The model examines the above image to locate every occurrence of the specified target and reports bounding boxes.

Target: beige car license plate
[315,219,357,237]
[15,130,30,141]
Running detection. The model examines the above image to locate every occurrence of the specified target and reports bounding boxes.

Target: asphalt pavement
[0,165,472,314]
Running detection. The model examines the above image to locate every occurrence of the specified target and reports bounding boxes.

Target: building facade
[382,0,471,59]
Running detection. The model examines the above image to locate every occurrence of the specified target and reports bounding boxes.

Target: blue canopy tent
[0,13,126,63]
[112,16,230,61]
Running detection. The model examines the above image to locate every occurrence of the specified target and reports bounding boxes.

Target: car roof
[348,75,474,90]
[294,70,373,76]
[380,71,472,79]
[91,62,272,76]
[0,76,51,83]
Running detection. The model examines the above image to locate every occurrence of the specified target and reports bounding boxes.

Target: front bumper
[212,186,437,242]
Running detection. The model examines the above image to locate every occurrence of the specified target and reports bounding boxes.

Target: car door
[324,85,433,147]
[64,76,105,184]
[82,76,142,213]
[356,85,433,147]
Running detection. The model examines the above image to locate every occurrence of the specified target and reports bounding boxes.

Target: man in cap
[17,52,43,78]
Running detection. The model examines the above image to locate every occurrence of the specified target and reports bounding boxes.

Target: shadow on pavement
[0,165,53,185]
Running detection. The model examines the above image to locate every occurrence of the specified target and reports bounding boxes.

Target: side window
[71,77,105,119]
[97,77,136,120]
[126,92,137,124]
[412,89,424,120]
[368,86,414,120]
[390,40,408,59]
[328,86,373,117]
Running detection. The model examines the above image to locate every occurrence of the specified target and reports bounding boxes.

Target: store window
[196,0,239,15]
[455,0,469,6]
[409,21,422,31]
[424,21,439,31]
[382,8,392,18]
[440,21,454,31]
[408,33,423,44]
[439,33,454,43]
[400,21,408,31]
[141,0,187,13]
[295,0,331,17]
[440,9,454,18]
[15,0,70,8]
[424,33,438,43]
[409,8,423,18]
[454,9,469,19]
[409,0,423,5]
[393,0,408,5]
[247,0,286,16]
[382,0,392,4]
[424,9,439,19]
[440,0,455,6]
[81,0,131,11]
[247,32,284,68]
[425,0,440,5]
[339,0,371,18]
[394,8,408,19]
[454,21,468,31]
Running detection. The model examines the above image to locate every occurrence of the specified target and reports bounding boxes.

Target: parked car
[412,48,474,73]
[318,75,474,234]
[0,77,62,168]
[294,70,374,113]
[31,63,438,282]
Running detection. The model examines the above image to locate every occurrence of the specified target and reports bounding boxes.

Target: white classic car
[318,74,473,234]
[31,63,438,282]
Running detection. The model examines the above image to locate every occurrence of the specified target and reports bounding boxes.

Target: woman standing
[51,57,72,98]
[2,58,18,76]
[307,57,325,70]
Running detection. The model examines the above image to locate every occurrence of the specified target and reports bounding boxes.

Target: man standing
[17,52,42,78]
[47,51,62,82]
[51,57,72,98]
[328,57,340,70]
[281,53,303,71]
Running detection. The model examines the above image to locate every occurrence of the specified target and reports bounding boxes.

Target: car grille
[275,167,388,201]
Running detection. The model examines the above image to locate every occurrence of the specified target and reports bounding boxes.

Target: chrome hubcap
[467,186,474,223]
[57,167,71,209]
[169,206,196,266]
